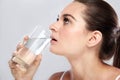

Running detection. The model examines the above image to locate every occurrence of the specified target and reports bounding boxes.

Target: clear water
[25,38,50,55]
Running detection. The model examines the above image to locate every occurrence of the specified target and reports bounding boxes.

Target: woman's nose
[49,23,59,32]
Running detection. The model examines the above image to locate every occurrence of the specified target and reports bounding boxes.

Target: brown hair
[74,0,120,68]
[113,28,120,68]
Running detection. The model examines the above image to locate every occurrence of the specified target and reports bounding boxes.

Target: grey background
[0,0,120,80]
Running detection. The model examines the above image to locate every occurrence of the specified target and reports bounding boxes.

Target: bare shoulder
[114,67,120,74]
[48,70,71,80]
[112,67,120,80]
[48,71,64,80]
[115,70,120,80]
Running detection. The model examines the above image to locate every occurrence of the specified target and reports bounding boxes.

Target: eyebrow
[58,14,77,21]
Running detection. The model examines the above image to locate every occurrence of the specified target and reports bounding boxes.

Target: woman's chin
[49,49,62,55]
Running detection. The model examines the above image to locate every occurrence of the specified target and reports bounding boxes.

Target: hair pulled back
[74,0,120,68]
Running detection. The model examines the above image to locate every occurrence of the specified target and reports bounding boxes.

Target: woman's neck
[67,52,109,80]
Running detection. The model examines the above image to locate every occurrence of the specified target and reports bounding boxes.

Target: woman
[9,0,120,80]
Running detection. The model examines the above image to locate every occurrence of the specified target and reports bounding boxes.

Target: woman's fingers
[12,51,18,57]
[23,36,29,41]
[8,60,17,69]
[16,36,29,51]
[33,54,42,66]
[9,51,18,69]
[27,54,42,75]
[16,42,24,51]
[23,36,29,44]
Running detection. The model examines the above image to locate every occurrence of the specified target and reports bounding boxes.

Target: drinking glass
[12,25,50,71]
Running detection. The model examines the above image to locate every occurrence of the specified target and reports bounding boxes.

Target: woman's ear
[87,31,102,47]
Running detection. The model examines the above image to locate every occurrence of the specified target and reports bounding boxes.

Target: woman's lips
[50,36,58,44]
[52,38,57,41]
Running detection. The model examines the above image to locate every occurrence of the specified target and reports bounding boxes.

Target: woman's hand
[8,36,42,80]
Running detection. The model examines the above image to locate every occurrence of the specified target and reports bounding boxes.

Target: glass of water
[12,25,50,71]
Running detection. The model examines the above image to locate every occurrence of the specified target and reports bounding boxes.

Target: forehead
[60,1,86,20]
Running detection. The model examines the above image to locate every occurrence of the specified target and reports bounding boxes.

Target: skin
[9,1,120,80]
[9,36,42,80]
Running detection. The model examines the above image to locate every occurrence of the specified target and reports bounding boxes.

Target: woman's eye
[63,17,70,24]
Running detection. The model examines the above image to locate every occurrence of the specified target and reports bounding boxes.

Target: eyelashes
[63,17,70,24]
[56,17,70,25]
[56,17,59,21]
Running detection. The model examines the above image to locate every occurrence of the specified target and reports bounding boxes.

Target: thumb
[27,54,42,74]
[33,54,42,66]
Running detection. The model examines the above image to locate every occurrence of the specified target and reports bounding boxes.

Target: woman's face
[49,2,90,57]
